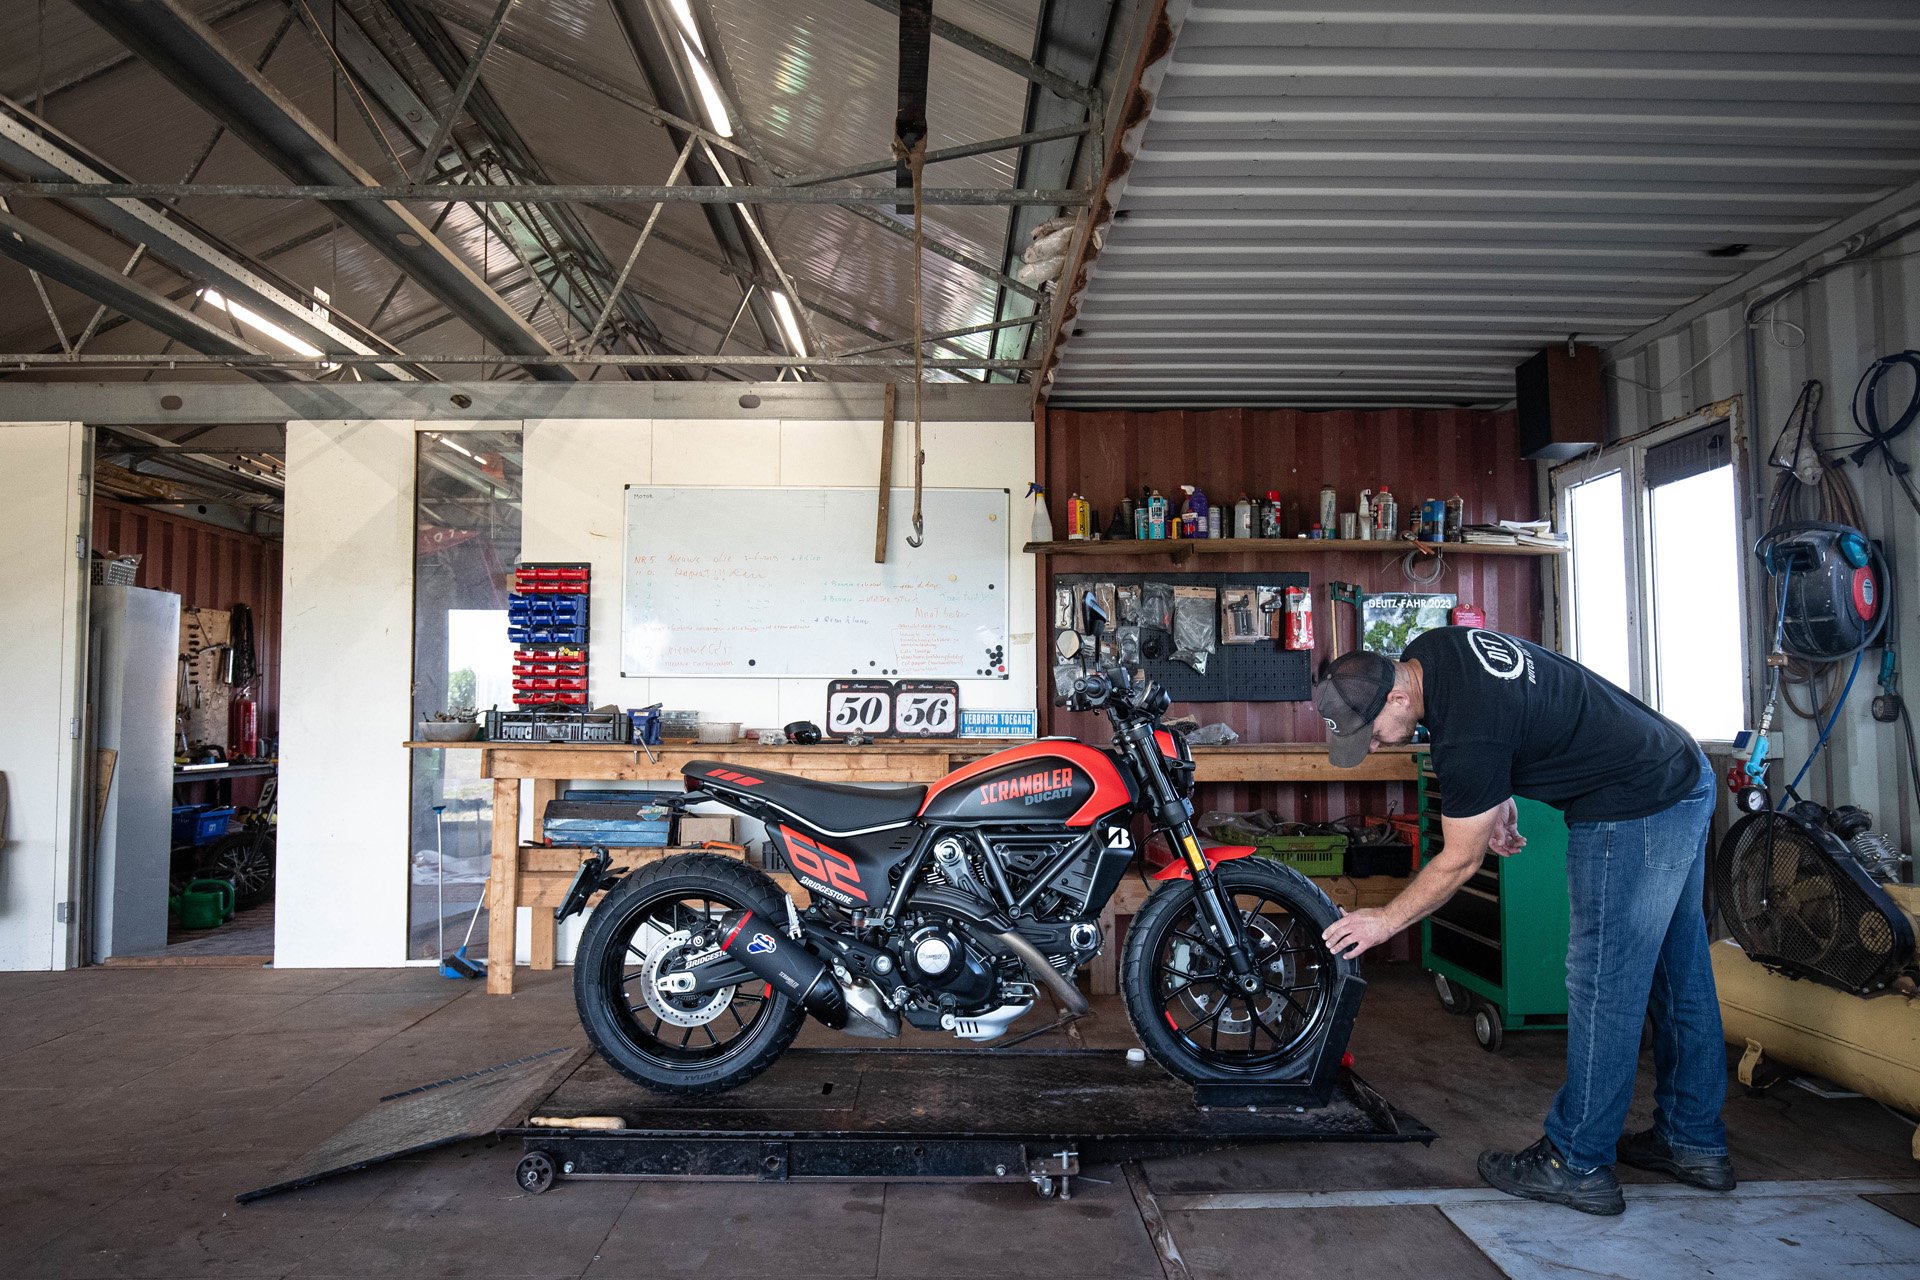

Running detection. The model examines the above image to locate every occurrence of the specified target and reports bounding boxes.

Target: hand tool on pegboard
[1329,582,1364,664]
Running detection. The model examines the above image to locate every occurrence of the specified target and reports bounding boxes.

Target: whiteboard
[622,486,1011,679]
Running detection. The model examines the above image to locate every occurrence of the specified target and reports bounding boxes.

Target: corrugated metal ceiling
[1046,0,1920,407]
[0,0,1056,383]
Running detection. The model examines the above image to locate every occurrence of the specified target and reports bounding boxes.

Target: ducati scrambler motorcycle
[569,594,1357,1095]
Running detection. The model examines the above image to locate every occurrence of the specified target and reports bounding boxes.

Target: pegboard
[1054,572,1312,704]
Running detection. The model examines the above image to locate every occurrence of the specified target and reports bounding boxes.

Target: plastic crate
[172,804,209,845]
[191,806,237,845]
[1252,835,1346,877]
[486,706,630,743]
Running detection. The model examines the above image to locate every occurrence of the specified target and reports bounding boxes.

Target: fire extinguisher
[233,697,259,761]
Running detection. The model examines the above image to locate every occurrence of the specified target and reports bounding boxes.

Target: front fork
[1121,723,1262,992]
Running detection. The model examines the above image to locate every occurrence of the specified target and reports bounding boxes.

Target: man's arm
[1322,802,1514,960]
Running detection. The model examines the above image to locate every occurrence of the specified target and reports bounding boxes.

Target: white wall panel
[275,419,417,967]
[0,422,87,970]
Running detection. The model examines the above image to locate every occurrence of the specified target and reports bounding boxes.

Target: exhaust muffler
[717,909,847,1029]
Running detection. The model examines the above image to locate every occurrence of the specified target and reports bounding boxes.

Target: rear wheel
[1121,857,1353,1083]
[573,852,805,1095]
[199,829,275,911]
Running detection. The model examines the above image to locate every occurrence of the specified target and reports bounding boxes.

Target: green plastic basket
[1252,835,1347,877]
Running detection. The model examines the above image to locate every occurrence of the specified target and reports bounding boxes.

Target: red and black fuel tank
[918,741,1136,826]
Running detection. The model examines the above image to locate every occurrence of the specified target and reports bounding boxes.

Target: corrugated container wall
[90,497,282,743]
[1606,211,1920,858]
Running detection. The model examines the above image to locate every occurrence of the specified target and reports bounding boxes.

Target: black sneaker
[1616,1127,1736,1191]
[1477,1135,1625,1216]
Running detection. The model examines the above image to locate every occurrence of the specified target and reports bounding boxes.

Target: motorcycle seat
[685,760,928,834]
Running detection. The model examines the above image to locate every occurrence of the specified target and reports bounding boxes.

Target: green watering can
[171,878,236,930]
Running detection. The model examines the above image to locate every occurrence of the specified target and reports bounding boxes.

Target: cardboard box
[679,815,737,845]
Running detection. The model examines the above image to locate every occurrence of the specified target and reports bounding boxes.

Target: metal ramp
[508,1047,1431,1198]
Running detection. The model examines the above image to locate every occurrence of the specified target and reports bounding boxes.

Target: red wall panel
[1041,406,1543,822]
[91,498,283,740]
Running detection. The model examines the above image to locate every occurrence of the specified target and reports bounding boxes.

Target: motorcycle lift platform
[507,1047,1433,1199]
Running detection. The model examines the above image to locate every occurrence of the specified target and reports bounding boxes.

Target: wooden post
[526,778,561,971]
[874,382,896,563]
[487,777,520,994]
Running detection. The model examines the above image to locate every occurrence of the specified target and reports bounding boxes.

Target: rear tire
[1121,857,1354,1084]
[573,852,805,1095]
[199,830,275,911]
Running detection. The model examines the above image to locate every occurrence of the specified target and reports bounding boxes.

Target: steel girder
[991,0,1116,376]
[70,0,572,380]
[363,0,680,374]
[0,207,305,382]
[602,0,785,355]
[0,95,417,378]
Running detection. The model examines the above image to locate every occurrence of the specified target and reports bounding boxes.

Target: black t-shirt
[1402,627,1703,823]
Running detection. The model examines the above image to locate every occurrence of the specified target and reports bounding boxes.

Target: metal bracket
[759,1141,790,1181]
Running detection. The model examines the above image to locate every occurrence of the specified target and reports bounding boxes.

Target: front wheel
[1121,857,1354,1083]
[573,852,805,1095]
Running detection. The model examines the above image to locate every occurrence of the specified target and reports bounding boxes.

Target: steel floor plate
[516,1048,1431,1175]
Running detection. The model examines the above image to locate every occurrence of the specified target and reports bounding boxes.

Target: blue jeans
[1544,757,1726,1172]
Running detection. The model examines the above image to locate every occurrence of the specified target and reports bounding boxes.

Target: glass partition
[408,430,522,961]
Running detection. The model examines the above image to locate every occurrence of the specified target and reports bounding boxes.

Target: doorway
[86,423,284,966]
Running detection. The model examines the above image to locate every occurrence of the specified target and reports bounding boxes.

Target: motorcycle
[565,593,1358,1096]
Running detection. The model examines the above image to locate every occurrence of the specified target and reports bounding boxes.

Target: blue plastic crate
[172,804,209,845]
[192,806,236,844]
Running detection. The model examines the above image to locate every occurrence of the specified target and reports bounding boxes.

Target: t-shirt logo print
[1467,629,1527,681]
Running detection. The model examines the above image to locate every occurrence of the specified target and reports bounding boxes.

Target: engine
[795,830,1112,1042]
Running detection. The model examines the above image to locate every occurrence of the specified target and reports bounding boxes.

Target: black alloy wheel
[573,852,804,1094]
[199,829,276,910]
[1122,858,1351,1081]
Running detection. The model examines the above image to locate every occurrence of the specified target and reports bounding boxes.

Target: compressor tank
[1712,934,1920,1159]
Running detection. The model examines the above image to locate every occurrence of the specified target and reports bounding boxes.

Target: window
[1554,405,1750,742]
[408,430,523,961]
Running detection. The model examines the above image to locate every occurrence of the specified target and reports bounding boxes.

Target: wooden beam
[875,382,896,563]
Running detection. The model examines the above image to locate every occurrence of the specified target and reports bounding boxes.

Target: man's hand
[1488,798,1526,858]
[1322,907,1398,960]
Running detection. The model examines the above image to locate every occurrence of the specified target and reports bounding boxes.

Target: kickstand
[992,1010,1086,1051]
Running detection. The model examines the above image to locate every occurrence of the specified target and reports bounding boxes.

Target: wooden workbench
[405,739,1419,993]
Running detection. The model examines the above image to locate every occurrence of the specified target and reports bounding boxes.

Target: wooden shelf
[1023,538,1566,558]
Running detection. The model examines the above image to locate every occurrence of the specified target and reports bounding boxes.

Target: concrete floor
[1,961,1914,1279]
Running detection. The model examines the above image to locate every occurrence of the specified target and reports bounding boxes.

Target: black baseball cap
[1313,651,1396,768]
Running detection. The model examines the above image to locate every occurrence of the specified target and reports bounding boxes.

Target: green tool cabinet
[1415,753,1572,1050]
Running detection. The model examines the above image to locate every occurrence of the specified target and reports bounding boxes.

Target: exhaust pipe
[992,929,1091,1018]
[717,909,847,1029]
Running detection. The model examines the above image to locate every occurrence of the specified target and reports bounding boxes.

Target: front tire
[573,852,805,1095]
[1121,857,1354,1084]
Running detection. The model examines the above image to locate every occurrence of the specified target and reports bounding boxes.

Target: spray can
[1375,486,1397,538]
[1445,494,1465,542]
[1208,507,1222,539]
[1283,586,1315,651]
[1147,489,1167,539]
[1065,493,1084,540]
[1261,491,1283,538]
[1318,484,1337,533]
[1357,489,1373,541]
[1421,498,1446,543]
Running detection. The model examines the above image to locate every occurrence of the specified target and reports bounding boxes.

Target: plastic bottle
[1234,495,1254,539]
[1179,485,1208,538]
[1375,486,1397,538]
[1027,482,1054,543]
[1356,489,1372,541]
[1309,523,1323,540]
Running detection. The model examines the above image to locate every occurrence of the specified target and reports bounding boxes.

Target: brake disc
[639,928,735,1028]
